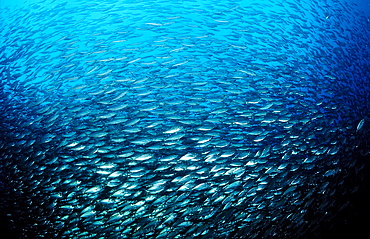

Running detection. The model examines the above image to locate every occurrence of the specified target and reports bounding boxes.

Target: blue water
[0,0,369,238]
[351,0,370,15]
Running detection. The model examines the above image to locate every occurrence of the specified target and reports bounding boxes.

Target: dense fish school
[0,0,369,238]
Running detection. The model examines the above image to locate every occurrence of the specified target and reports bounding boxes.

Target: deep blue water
[351,0,370,15]
[0,0,369,238]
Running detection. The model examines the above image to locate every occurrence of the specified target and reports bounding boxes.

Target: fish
[357,118,365,132]
[0,0,369,238]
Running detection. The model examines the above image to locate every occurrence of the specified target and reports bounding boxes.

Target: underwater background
[0,0,369,238]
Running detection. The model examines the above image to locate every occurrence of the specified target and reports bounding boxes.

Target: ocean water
[0,0,369,238]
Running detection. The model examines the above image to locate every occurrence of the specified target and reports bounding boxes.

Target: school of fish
[0,0,369,238]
